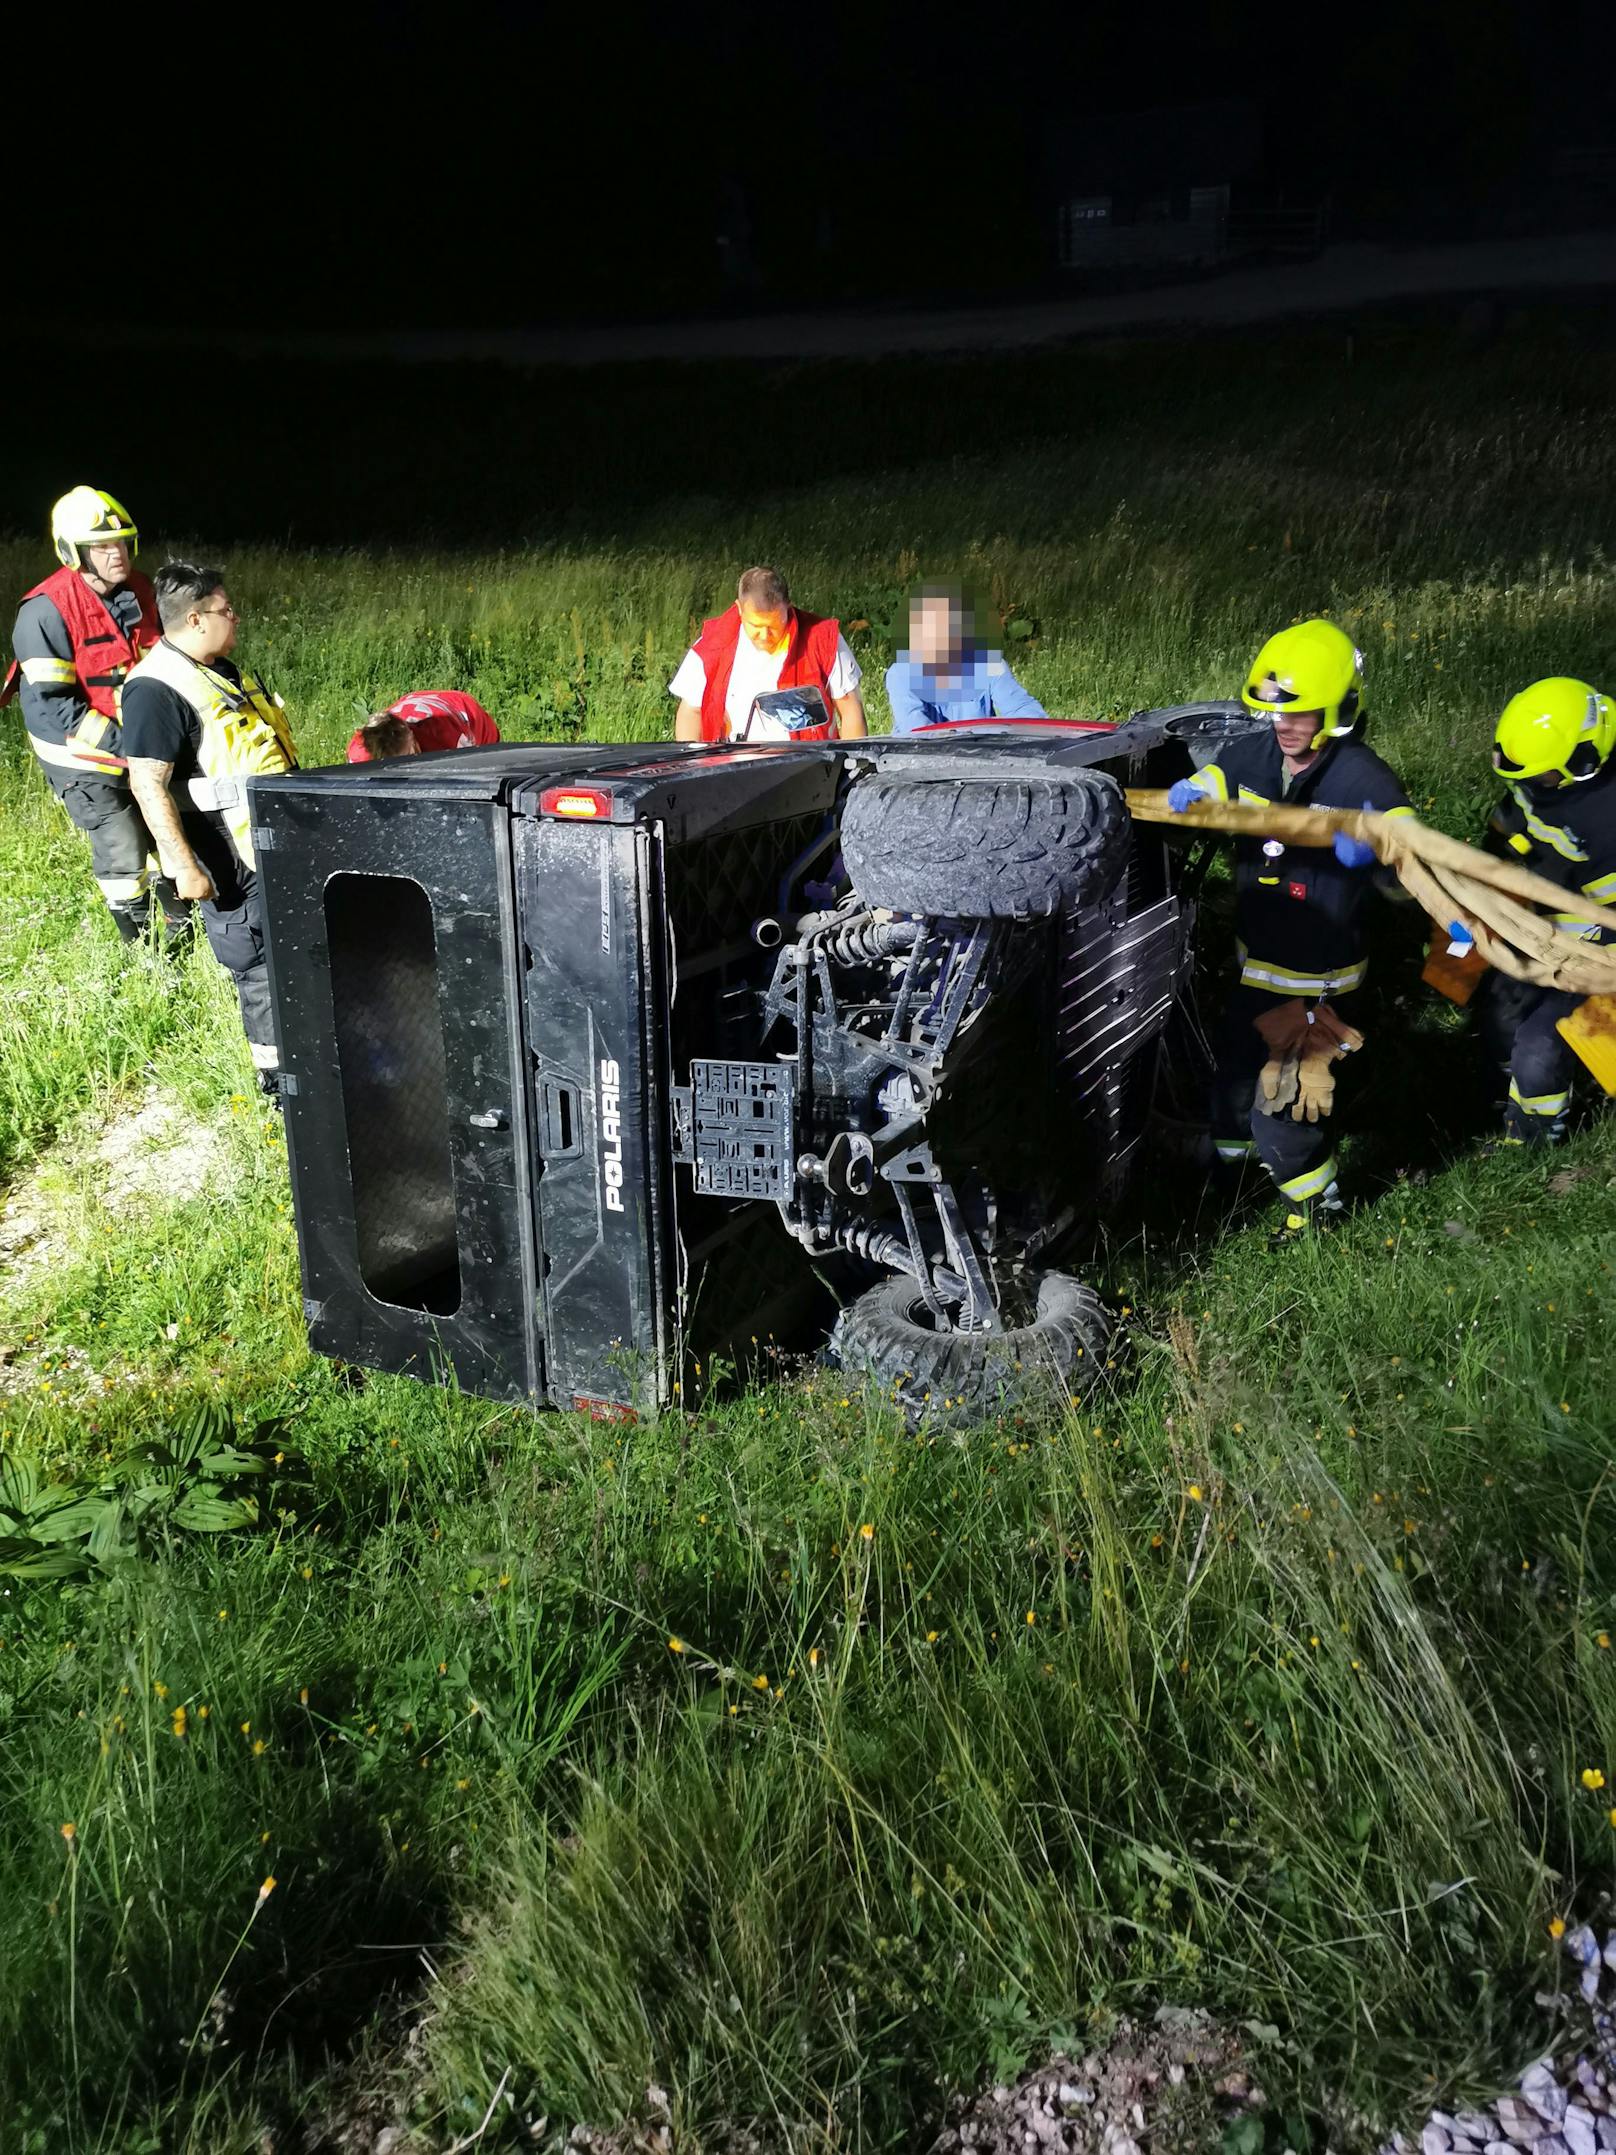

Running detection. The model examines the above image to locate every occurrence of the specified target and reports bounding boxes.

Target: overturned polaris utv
[253,708,1245,1423]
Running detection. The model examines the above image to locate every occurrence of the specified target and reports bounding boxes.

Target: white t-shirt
[668,628,862,739]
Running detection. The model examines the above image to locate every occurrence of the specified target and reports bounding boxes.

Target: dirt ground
[0,1089,236,1399]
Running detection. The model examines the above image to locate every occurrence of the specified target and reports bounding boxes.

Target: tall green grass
[1,315,1615,2148]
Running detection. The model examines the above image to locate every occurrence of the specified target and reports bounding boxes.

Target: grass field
[2,311,1615,2152]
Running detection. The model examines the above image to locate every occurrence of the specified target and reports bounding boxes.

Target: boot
[1267,1182,1345,1248]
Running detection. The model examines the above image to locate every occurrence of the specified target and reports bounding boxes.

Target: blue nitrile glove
[1167,778,1207,814]
[1332,801,1377,869]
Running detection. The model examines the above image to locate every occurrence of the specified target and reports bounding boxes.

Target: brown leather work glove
[1305,1003,1364,1056]
[1254,1003,1313,1059]
[1256,1054,1301,1115]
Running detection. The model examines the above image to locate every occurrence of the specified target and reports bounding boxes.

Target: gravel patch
[928,2007,1268,2155]
[1383,1926,1616,2155]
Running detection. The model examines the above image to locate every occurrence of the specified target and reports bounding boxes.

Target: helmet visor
[1494,738,1603,786]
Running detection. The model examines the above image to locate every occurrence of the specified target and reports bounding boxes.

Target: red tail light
[540,785,615,819]
[572,1395,638,1423]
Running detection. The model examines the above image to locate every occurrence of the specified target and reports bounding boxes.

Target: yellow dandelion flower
[752,1673,769,1691]
[859,1523,874,1541]
[1550,1917,1567,1939]
[1025,1610,1036,1626]
[253,1738,268,1757]
[1598,1632,1611,1650]
[1582,1767,1606,1792]
[808,1647,821,1669]
[1187,1484,1203,1502]
[256,1876,277,1904]
[926,1630,939,1644]
[668,1637,686,1655]
[171,1705,188,1739]
[60,1822,76,1844]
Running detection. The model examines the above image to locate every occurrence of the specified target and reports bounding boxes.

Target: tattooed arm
[127,758,216,901]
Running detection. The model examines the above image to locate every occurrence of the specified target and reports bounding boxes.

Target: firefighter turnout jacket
[3,566,161,776]
[1194,731,1413,996]
[1489,765,1616,943]
[119,640,297,871]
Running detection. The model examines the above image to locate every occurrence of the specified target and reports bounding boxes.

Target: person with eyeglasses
[120,562,298,1098]
[1,486,192,943]
[1476,677,1616,1145]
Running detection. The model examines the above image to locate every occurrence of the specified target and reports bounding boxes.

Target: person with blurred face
[120,563,298,1097]
[1,486,186,940]
[670,565,866,741]
[1167,619,1414,1237]
[886,582,1047,733]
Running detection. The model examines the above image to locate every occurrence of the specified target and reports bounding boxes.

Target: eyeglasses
[196,604,242,622]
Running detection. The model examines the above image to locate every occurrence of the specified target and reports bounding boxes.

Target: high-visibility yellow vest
[122,640,297,871]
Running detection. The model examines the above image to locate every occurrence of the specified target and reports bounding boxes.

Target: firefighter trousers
[1210,984,1357,1204]
[1478,975,1577,1144]
[198,873,278,1079]
[41,763,191,940]
[182,812,278,1082]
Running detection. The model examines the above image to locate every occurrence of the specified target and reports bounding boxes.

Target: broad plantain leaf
[0,1536,92,1579]
[171,1490,260,1533]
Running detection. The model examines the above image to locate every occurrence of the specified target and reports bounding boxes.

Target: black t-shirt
[119,643,245,780]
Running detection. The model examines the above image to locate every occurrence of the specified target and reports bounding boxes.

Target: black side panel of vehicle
[514,815,670,1414]
[252,780,541,1402]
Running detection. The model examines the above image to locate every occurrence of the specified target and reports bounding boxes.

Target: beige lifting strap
[1125,789,1616,998]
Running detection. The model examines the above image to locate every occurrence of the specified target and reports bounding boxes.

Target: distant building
[1046,100,1321,275]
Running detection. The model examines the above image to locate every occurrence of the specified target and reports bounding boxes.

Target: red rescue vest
[690,605,842,743]
[1,565,161,718]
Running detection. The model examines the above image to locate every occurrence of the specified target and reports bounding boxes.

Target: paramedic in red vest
[669,566,867,742]
[345,689,501,761]
[121,564,298,1097]
[2,487,186,940]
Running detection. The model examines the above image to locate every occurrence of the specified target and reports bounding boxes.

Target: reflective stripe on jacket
[122,640,297,870]
[2,566,160,735]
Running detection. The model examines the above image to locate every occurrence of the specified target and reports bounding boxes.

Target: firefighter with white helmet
[1480,677,1616,1144]
[1168,619,1415,1234]
[3,488,190,940]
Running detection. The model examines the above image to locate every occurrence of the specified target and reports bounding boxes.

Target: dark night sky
[21,0,1613,330]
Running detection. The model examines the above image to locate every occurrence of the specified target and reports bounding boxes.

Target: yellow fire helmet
[50,486,139,570]
[1492,677,1614,789]
[1241,619,1363,750]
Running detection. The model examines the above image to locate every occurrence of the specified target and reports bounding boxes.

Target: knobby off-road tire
[840,771,1129,919]
[828,1270,1117,1426]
